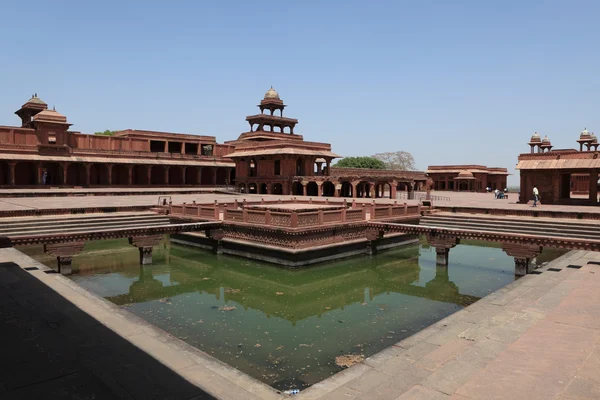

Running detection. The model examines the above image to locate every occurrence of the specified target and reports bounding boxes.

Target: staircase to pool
[420,213,600,241]
[0,212,172,238]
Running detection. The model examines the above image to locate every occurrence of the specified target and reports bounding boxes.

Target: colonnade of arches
[237,179,415,199]
[0,160,235,187]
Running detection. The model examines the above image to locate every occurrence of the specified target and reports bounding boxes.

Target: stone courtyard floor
[1,246,600,399]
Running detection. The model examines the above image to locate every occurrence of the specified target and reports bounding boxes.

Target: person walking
[533,185,539,207]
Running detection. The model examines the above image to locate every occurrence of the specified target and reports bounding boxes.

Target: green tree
[94,130,117,136]
[371,151,416,170]
[332,156,386,169]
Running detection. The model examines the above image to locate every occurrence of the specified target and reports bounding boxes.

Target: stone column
[302,183,307,196]
[196,167,202,185]
[212,168,217,185]
[426,234,459,267]
[34,162,42,185]
[317,182,322,196]
[61,162,69,185]
[182,167,187,185]
[164,167,169,185]
[502,243,543,276]
[147,167,152,185]
[43,241,85,275]
[129,235,163,265]
[7,162,16,186]
[370,183,375,198]
[206,229,225,255]
[351,182,357,198]
[84,164,91,186]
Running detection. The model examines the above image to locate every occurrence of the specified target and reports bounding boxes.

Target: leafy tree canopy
[332,156,386,169]
[94,130,117,136]
[371,151,416,170]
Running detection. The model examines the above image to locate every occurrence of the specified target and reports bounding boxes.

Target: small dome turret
[530,132,541,143]
[580,127,591,138]
[264,86,280,100]
[457,170,474,178]
[542,135,551,144]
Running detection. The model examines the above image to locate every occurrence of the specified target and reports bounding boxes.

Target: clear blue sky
[1,1,599,185]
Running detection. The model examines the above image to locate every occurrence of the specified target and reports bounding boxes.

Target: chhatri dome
[264,86,280,100]
[580,128,591,138]
[542,135,551,144]
[530,132,541,143]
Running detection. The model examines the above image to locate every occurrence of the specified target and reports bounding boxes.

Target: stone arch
[150,166,166,185]
[132,165,148,185]
[112,164,129,185]
[322,181,335,197]
[259,183,268,194]
[340,181,353,198]
[216,168,228,185]
[229,168,236,185]
[185,167,199,185]
[15,162,36,185]
[356,181,371,198]
[272,183,283,195]
[90,164,109,185]
[292,181,303,196]
[169,166,184,185]
[67,163,87,186]
[306,181,319,197]
[0,160,9,185]
[201,168,213,185]
[42,162,63,185]
[296,158,305,176]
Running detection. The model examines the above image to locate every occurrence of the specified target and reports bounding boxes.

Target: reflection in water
[21,238,566,390]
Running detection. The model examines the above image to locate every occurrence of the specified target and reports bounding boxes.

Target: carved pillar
[317,182,322,196]
[147,167,152,185]
[365,230,383,255]
[34,162,42,185]
[43,241,85,275]
[206,229,225,255]
[351,182,357,198]
[302,183,307,196]
[502,243,543,276]
[182,167,187,185]
[370,183,375,198]
[129,235,163,265]
[426,234,459,267]
[7,162,16,186]
[196,167,202,185]
[212,168,217,185]
[61,162,69,185]
[164,166,170,185]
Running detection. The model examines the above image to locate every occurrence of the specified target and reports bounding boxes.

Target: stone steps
[0,213,171,238]
[420,214,600,241]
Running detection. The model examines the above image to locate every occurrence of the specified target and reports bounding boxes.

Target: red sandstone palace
[0,89,427,197]
[517,130,600,205]
[426,165,509,192]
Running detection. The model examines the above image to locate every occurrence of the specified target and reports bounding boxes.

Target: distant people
[494,189,499,199]
[486,186,490,193]
[533,185,539,207]
[42,171,47,185]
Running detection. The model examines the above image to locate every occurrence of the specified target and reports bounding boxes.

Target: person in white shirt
[533,186,539,207]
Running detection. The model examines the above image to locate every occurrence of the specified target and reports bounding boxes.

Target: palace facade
[0,90,427,197]
[517,130,600,205]
[0,95,235,187]
[426,165,509,192]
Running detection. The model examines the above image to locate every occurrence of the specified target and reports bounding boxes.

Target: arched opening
[238,183,246,193]
[249,159,257,177]
[151,166,166,185]
[216,168,227,185]
[322,181,335,197]
[201,168,214,185]
[169,166,184,185]
[112,164,129,185]
[341,181,353,198]
[292,181,303,195]
[356,181,371,198]
[90,164,109,185]
[459,181,469,191]
[185,167,199,185]
[15,162,36,185]
[306,181,319,197]
[259,183,268,194]
[132,165,148,185]
[385,182,393,199]
[0,161,9,185]
[296,158,305,176]
[248,183,257,194]
[229,168,236,185]
[67,163,87,186]
[272,183,283,195]
[42,162,63,185]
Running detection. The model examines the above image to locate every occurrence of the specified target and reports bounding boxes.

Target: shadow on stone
[0,261,215,400]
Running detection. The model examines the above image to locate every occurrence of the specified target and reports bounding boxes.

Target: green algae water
[20,238,566,390]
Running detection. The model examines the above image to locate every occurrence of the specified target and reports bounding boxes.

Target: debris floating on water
[218,305,236,311]
[335,354,364,368]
